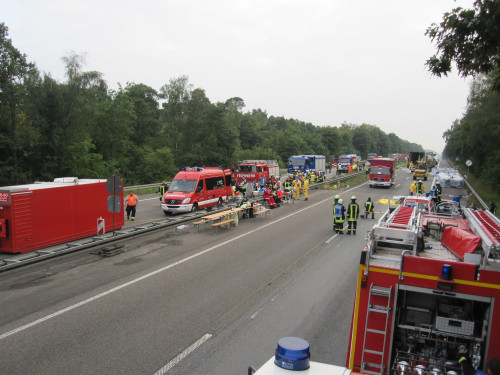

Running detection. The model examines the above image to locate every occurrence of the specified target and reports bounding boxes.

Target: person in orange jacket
[125,191,138,221]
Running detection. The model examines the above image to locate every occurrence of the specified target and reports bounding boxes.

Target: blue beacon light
[441,264,453,280]
[274,337,310,371]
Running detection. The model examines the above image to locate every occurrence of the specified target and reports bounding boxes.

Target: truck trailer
[407,152,425,171]
[287,155,326,175]
[0,178,124,254]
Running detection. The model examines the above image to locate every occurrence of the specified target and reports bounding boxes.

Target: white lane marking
[0,182,366,341]
[153,334,212,375]
[325,233,338,244]
[395,184,400,188]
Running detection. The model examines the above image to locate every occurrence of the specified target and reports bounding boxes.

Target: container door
[0,218,7,238]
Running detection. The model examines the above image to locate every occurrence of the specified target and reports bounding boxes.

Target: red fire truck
[233,160,280,184]
[368,158,395,188]
[346,203,500,375]
[251,202,500,375]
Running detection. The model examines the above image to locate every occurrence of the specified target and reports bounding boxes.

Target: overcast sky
[3,0,475,153]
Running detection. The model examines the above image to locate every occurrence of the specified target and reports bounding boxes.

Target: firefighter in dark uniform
[158,181,168,201]
[364,197,375,219]
[436,182,442,203]
[416,180,425,196]
[333,198,345,233]
[347,196,360,235]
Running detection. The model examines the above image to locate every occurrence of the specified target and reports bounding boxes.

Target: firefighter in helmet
[416,180,425,196]
[333,198,345,234]
[347,196,360,235]
[364,197,375,219]
[436,182,442,203]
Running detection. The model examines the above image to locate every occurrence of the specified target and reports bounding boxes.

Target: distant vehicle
[337,154,360,173]
[367,153,378,160]
[233,160,280,185]
[161,167,232,214]
[287,155,326,174]
[367,157,395,188]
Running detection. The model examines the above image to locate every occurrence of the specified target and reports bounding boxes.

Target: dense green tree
[443,73,500,191]
[0,22,425,186]
[123,83,161,146]
[0,23,39,184]
[160,76,192,164]
[426,0,500,90]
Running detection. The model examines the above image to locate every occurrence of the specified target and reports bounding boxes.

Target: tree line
[426,0,500,193]
[1,23,423,186]
[442,73,500,192]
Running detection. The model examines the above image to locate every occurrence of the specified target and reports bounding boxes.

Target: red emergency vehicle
[338,154,359,173]
[346,203,500,375]
[251,201,500,375]
[233,160,280,184]
[368,158,395,188]
[161,167,232,214]
[0,178,124,254]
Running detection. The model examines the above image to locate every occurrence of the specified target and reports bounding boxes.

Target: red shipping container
[0,178,124,253]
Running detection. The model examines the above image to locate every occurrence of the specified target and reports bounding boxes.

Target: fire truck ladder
[464,208,500,261]
[361,284,393,375]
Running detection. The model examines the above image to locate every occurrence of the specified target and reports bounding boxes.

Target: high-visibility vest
[416,183,423,194]
[365,201,374,212]
[348,203,359,221]
[127,194,137,206]
[436,185,442,197]
[334,204,344,219]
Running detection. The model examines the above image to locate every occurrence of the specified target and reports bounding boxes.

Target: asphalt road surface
[0,161,468,374]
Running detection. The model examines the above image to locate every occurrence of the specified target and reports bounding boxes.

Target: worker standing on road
[347,196,360,235]
[416,180,425,196]
[364,197,375,219]
[436,182,442,203]
[125,191,138,221]
[409,181,417,195]
[158,181,168,201]
[294,177,302,200]
[303,176,310,201]
[333,198,345,234]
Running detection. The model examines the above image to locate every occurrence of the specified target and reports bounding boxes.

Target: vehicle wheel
[413,176,416,180]
[424,177,427,181]
[191,203,198,212]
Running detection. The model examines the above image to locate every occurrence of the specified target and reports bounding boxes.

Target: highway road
[0,162,467,374]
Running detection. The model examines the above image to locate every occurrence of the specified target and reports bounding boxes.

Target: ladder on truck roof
[371,205,421,255]
[464,207,500,262]
[361,284,393,375]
